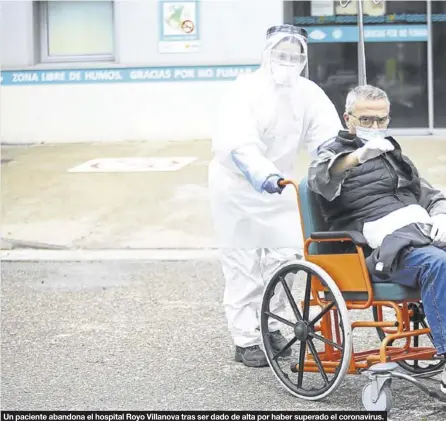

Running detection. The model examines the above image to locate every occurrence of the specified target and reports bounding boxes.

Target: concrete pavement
[1,140,214,250]
[1,259,445,418]
[1,137,446,251]
[2,139,446,416]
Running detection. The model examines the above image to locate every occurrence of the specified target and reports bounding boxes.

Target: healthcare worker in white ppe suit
[208,25,343,367]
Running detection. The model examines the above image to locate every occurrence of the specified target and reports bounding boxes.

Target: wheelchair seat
[298,177,420,302]
[324,283,420,302]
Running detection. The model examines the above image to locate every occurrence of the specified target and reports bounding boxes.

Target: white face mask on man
[353,126,394,164]
[356,126,389,144]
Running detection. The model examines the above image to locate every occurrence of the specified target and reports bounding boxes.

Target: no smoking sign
[181,20,195,34]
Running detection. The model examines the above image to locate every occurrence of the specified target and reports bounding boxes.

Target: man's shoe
[441,365,446,394]
[269,330,292,357]
[235,345,269,367]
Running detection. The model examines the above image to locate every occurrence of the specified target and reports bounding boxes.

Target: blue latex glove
[230,146,283,193]
[262,175,285,194]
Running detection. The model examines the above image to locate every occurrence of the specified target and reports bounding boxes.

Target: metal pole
[427,0,434,134]
[358,0,367,85]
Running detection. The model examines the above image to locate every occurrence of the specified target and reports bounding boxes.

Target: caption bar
[1,412,387,421]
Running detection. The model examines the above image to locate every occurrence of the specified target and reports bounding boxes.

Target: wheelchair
[260,178,446,411]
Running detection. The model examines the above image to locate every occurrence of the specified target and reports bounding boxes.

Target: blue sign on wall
[0,65,259,86]
[0,23,429,86]
[305,24,428,43]
[295,13,446,25]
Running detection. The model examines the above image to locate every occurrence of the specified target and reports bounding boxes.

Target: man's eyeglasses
[349,114,390,128]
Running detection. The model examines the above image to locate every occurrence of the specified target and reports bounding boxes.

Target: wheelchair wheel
[373,302,446,375]
[260,260,352,401]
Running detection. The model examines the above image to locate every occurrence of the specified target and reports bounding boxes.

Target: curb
[1,237,69,250]
[0,248,220,262]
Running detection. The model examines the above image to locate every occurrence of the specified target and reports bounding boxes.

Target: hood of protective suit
[261,25,308,87]
[211,25,313,162]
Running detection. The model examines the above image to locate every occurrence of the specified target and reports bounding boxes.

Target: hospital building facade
[1,1,445,143]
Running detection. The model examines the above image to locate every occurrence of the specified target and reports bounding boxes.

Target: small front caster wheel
[362,382,393,411]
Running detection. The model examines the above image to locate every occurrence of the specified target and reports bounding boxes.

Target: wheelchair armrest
[310,231,368,247]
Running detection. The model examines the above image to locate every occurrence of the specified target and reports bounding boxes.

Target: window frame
[39,1,115,63]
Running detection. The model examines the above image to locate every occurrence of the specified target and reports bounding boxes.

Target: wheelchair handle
[278,179,300,192]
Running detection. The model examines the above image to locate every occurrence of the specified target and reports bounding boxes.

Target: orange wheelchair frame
[259,179,446,411]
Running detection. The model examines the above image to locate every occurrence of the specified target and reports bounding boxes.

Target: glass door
[286,1,430,129]
[432,0,446,128]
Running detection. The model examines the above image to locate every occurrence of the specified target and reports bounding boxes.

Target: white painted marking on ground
[0,249,219,262]
[68,157,197,172]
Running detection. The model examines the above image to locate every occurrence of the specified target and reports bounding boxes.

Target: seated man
[308,85,446,393]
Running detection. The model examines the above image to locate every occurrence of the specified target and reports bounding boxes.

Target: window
[366,42,428,128]
[432,0,446,127]
[40,1,114,62]
[308,43,358,120]
[288,1,428,26]
[286,1,430,128]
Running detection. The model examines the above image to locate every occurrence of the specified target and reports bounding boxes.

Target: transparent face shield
[263,33,308,87]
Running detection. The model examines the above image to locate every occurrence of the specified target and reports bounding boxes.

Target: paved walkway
[1,137,445,251]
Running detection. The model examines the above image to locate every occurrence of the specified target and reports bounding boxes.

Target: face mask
[264,33,308,86]
[270,62,301,86]
[356,126,389,144]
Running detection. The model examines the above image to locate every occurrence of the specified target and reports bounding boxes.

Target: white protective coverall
[208,25,343,348]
